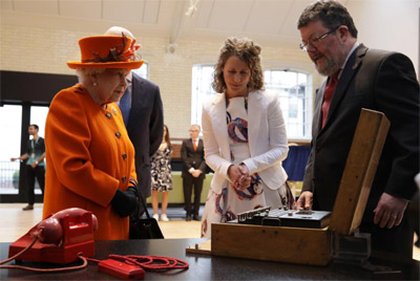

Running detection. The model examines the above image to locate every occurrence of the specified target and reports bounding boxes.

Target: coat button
[122,153,127,160]
[115,132,121,138]
[105,112,112,119]
[121,176,127,183]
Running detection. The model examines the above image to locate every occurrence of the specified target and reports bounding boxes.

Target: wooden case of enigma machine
[209,108,390,266]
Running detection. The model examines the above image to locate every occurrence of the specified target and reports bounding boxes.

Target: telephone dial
[8,207,98,264]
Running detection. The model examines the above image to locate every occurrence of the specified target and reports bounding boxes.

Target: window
[0,105,49,195]
[191,65,312,140]
[0,105,22,194]
[30,106,49,140]
[264,70,312,140]
[30,105,49,194]
[191,64,215,125]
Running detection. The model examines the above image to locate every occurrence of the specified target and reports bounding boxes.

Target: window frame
[264,68,313,141]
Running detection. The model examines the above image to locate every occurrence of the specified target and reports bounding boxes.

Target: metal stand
[332,230,371,265]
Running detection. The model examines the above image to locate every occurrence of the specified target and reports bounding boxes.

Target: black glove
[111,186,138,217]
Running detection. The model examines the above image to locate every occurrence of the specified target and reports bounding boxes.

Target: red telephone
[8,207,97,264]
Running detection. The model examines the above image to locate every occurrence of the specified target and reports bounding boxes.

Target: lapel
[189,138,194,151]
[126,73,144,129]
[313,86,325,135]
[210,93,231,160]
[321,44,367,131]
[198,139,203,151]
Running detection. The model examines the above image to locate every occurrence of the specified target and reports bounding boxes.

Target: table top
[0,238,418,280]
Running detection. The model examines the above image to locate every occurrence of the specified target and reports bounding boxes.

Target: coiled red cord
[0,236,188,275]
[87,254,189,272]
[0,236,88,272]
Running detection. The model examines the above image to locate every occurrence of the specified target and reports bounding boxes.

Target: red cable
[0,255,88,272]
[0,236,38,266]
[102,254,189,272]
[0,237,188,275]
[0,235,88,273]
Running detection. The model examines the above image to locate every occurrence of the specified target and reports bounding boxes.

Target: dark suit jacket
[126,73,164,199]
[303,44,419,218]
[181,138,207,177]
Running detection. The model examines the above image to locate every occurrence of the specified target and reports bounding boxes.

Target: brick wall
[0,24,321,138]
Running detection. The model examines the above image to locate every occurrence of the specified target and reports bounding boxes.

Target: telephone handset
[8,207,97,264]
[35,207,98,245]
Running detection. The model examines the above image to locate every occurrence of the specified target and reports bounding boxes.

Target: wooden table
[0,238,418,280]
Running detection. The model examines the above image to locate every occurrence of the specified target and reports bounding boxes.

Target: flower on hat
[67,34,143,69]
[85,34,141,63]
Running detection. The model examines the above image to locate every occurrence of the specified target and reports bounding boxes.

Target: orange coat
[43,84,137,240]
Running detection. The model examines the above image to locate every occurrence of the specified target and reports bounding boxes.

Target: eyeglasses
[299,27,338,51]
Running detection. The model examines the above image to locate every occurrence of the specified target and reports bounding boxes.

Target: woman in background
[43,34,143,240]
[151,125,173,221]
[201,37,293,238]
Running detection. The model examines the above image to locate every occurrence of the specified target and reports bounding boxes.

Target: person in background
[150,124,173,222]
[43,34,143,240]
[181,124,207,221]
[296,0,419,258]
[105,26,164,221]
[11,124,45,211]
[200,37,292,238]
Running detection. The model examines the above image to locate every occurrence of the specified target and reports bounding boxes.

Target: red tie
[321,72,339,128]
[193,140,197,151]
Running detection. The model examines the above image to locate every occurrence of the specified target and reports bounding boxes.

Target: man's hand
[373,192,408,229]
[295,191,313,210]
[191,169,202,178]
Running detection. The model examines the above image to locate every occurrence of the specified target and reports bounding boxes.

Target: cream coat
[202,90,289,194]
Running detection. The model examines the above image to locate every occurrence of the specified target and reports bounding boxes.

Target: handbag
[129,190,164,239]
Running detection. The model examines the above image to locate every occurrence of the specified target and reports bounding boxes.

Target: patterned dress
[151,145,173,192]
[201,97,267,237]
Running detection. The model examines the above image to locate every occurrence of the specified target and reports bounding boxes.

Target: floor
[0,203,419,261]
[0,203,202,242]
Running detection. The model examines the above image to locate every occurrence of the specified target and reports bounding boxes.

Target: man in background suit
[181,124,207,221]
[296,1,419,258]
[105,26,164,218]
[11,124,46,211]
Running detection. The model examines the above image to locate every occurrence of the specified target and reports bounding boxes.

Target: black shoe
[186,215,192,221]
[193,215,200,221]
[22,204,34,211]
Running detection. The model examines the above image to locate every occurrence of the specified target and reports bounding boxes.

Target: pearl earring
[93,82,97,86]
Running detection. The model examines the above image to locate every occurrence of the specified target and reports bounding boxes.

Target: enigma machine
[206,109,390,266]
[234,206,331,228]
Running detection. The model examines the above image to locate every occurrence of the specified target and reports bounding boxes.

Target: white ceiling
[0,0,347,47]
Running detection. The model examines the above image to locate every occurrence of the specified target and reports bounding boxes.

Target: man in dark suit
[181,124,207,221]
[296,1,419,258]
[105,26,164,218]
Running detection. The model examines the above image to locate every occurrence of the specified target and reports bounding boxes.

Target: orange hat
[67,35,143,69]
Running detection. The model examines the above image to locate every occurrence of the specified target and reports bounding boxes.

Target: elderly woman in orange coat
[43,34,143,240]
